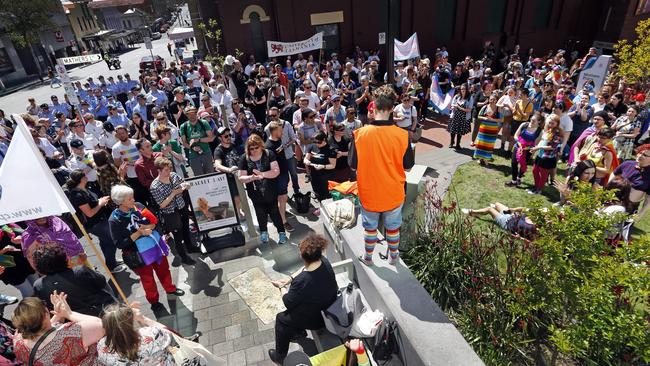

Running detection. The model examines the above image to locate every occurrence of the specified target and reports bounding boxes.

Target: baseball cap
[103,122,115,132]
[217,126,229,136]
[69,139,84,149]
[331,94,340,101]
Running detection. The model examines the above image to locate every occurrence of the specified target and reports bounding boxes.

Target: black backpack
[370,319,403,363]
[293,191,311,214]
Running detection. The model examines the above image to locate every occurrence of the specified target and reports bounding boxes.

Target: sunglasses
[201,99,210,102]
[304,86,312,89]
[308,115,316,119]
[222,134,231,138]
[269,114,278,118]
[156,117,166,121]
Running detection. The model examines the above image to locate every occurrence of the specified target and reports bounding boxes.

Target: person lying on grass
[462,202,537,240]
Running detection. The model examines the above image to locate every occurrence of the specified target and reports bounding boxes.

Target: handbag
[412,123,423,143]
[160,211,182,233]
[167,332,223,365]
[28,327,56,366]
[122,248,145,270]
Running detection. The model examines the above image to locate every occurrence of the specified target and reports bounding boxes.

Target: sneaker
[283,222,295,232]
[526,189,540,195]
[358,255,374,266]
[388,255,399,265]
[505,180,518,187]
[461,208,471,215]
[111,264,128,273]
[0,294,18,306]
[278,232,288,245]
[260,231,269,244]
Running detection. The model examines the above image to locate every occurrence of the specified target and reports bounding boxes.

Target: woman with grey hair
[108,185,184,312]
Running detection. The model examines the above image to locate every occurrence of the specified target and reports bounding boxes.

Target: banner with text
[0,115,75,225]
[186,173,238,232]
[267,33,323,57]
[394,33,420,61]
[577,55,612,93]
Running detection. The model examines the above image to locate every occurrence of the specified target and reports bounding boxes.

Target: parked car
[151,32,162,40]
[139,56,166,72]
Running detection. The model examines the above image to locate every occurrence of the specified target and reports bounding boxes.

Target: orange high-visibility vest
[353,124,408,212]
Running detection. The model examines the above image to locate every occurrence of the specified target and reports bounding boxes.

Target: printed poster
[186,173,238,232]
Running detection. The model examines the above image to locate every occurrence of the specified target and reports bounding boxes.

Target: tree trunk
[27,42,44,80]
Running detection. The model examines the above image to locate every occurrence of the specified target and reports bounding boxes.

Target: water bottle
[355,342,371,366]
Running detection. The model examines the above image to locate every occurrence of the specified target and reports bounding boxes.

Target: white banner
[577,55,612,93]
[0,115,75,225]
[60,54,102,65]
[394,33,420,61]
[267,33,323,57]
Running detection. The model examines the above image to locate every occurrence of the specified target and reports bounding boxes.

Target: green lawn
[445,154,650,237]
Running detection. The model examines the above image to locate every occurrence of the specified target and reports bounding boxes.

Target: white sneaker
[461,208,471,215]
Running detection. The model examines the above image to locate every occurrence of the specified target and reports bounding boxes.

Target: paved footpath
[0,114,474,365]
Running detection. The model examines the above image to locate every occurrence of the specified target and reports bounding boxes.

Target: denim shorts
[494,213,514,231]
[361,203,403,231]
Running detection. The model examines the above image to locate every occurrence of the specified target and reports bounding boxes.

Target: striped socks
[363,228,378,262]
[386,227,400,260]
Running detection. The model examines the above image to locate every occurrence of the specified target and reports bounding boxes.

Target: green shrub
[403,181,650,365]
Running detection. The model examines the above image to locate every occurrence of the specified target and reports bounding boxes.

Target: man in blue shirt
[529,81,543,112]
[132,94,149,122]
[50,95,71,118]
[107,105,130,128]
[146,81,168,109]
[38,104,55,123]
[90,89,109,122]
[116,74,129,106]
[106,76,120,97]
[124,73,139,92]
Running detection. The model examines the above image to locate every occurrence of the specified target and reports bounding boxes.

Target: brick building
[195,0,647,64]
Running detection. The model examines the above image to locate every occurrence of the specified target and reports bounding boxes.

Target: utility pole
[385,0,399,85]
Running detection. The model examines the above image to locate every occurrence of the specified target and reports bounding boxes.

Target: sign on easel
[185,172,239,232]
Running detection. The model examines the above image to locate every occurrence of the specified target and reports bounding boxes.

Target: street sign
[378,32,386,45]
[144,37,153,50]
[56,59,79,106]
[60,54,102,65]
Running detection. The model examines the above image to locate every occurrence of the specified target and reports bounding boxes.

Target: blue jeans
[286,156,300,193]
[361,203,403,232]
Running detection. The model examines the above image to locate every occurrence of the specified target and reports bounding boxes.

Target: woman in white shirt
[393,93,418,131]
[496,86,518,151]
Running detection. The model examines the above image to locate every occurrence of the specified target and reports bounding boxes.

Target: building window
[127,20,132,29]
[485,0,506,34]
[435,0,456,41]
[83,17,88,31]
[249,12,266,61]
[534,0,553,30]
[314,23,340,55]
[77,17,83,31]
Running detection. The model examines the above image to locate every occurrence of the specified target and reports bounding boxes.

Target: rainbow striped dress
[473,106,502,161]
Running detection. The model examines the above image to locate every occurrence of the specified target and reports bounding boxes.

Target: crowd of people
[0,38,647,365]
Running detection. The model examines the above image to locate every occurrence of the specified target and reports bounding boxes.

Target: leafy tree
[615,18,650,85]
[0,0,58,75]
[196,18,243,66]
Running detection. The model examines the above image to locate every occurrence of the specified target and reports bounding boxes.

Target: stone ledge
[322,202,484,366]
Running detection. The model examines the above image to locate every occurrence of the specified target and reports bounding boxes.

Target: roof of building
[88,0,146,9]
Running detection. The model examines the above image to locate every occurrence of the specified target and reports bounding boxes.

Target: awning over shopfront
[168,27,194,41]
[82,29,117,41]
[105,29,138,41]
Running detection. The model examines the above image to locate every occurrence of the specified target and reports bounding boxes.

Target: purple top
[21,216,85,259]
[613,160,650,194]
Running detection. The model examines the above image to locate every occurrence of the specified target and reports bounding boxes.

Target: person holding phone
[150,157,196,266]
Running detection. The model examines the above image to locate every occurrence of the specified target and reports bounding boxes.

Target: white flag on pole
[394,33,420,61]
[0,114,74,225]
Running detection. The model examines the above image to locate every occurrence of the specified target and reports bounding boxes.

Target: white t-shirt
[85,121,104,140]
[111,139,140,178]
[66,151,98,182]
[394,103,418,128]
[186,71,201,89]
[300,92,320,111]
[37,137,57,158]
[559,113,573,133]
